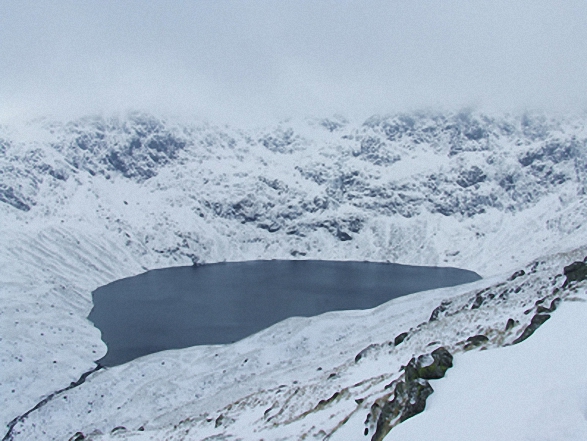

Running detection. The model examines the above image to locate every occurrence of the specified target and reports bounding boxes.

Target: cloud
[1,0,587,123]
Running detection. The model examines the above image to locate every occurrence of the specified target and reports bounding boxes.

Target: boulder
[393,332,409,346]
[508,269,526,281]
[563,261,587,286]
[371,379,434,441]
[369,348,453,441]
[405,347,454,381]
[512,313,550,344]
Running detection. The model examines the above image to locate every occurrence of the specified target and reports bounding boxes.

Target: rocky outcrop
[404,347,454,382]
[563,259,587,287]
[368,348,453,441]
[512,313,551,344]
[463,334,490,350]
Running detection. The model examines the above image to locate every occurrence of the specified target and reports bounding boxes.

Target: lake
[89,260,481,366]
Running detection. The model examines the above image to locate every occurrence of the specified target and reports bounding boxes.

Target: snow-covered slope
[1,110,587,440]
[387,292,587,441]
[7,246,587,440]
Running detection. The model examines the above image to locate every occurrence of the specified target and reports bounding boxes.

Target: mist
[2,0,587,124]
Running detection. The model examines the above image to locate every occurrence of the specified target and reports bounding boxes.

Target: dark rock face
[429,300,452,322]
[2,111,586,227]
[519,139,579,167]
[505,318,516,331]
[511,259,586,344]
[336,230,352,241]
[464,334,490,350]
[512,313,551,344]
[370,348,453,441]
[355,136,401,166]
[509,269,526,281]
[393,332,409,346]
[470,293,486,309]
[536,297,561,314]
[355,343,380,363]
[405,347,454,381]
[398,379,435,422]
[370,380,434,441]
[74,114,187,180]
[0,184,30,211]
[456,166,487,188]
[563,261,587,286]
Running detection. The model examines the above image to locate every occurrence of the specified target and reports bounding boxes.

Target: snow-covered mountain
[1,110,587,440]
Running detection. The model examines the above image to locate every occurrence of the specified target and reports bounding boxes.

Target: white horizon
[1,1,587,125]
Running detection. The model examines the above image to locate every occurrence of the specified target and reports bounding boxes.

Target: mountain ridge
[1,110,586,439]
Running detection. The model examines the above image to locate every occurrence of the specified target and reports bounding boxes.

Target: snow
[1,110,587,440]
[388,297,587,441]
[6,248,586,440]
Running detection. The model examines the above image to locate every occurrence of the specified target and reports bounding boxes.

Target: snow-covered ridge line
[1,110,586,275]
[1,110,587,439]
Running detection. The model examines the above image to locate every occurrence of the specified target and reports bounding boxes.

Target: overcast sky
[1,0,587,123]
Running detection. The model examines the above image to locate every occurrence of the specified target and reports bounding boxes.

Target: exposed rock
[0,185,31,211]
[260,128,299,154]
[67,432,85,441]
[393,332,409,346]
[405,347,454,381]
[470,294,485,309]
[369,348,453,440]
[186,254,201,266]
[563,261,587,286]
[316,392,340,409]
[512,314,551,344]
[536,297,561,314]
[464,334,490,350]
[355,344,379,363]
[456,166,487,188]
[370,379,434,441]
[336,230,352,241]
[509,269,526,281]
[429,300,452,322]
[258,222,281,233]
[398,379,435,422]
[505,318,516,331]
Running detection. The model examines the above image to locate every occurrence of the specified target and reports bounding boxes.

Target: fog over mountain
[2,0,587,123]
[2,2,587,440]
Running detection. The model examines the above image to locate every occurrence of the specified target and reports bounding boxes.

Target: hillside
[1,110,586,440]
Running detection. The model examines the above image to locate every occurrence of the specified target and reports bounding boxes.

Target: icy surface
[1,110,587,439]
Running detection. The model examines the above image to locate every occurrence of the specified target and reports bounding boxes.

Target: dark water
[89,260,480,366]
